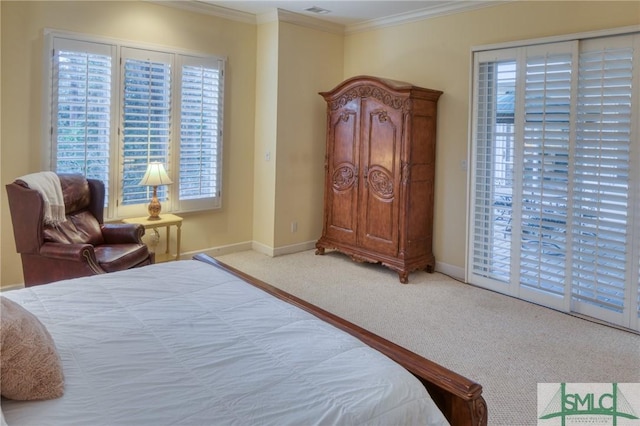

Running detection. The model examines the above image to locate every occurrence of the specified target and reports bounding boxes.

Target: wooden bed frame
[193,254,488,426]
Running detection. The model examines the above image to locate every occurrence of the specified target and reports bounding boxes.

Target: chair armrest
[39,243,105,275]
[101,223,145,244]
[40,242,96,262]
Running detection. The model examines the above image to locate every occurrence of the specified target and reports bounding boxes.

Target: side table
[122,214,182,262]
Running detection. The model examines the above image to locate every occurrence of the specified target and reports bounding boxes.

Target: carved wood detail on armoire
[315,75,443,284]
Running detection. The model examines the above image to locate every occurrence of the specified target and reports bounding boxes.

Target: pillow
[0,296,64,400]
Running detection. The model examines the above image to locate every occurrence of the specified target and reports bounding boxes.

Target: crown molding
[150,1,504,35]
[346,1,503,34]
[261,9,344,34]
[148,0,256,24]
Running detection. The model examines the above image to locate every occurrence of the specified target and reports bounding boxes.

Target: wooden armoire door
[323,98,360,246]
[357,97,403,256]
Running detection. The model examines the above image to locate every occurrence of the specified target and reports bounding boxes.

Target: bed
[1,254,487,425]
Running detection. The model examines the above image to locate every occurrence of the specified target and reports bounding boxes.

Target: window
[46,32,224,218]
[468,31,640,332]
[52,39,114,197]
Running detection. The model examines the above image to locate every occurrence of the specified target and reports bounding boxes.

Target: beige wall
[1,1,258,286]
[273,22,343,249]
[252,19,343,252]
[343,1,640,273]
[252,20,279,248]
[2,0,639,286]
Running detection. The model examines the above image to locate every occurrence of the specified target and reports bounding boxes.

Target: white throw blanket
[17,171,66,226]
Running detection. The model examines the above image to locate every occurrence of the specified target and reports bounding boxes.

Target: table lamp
[139,162,173,220]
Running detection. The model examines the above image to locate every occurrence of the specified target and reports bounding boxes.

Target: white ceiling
[196,0,495,29]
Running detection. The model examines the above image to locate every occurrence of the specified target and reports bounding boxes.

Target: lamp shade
[139,162,173,187]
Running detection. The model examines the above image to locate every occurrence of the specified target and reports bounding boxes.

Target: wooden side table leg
[165,225,171,257]
[176,223,181,261]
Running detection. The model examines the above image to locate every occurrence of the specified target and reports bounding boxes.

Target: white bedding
[1,260,448,426]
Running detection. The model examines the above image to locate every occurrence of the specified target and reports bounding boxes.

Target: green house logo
[539,383,639,425]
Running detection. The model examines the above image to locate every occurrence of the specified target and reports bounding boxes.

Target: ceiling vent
[304,6,331,15]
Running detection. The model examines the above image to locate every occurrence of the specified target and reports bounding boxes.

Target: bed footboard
[193,253,487,426]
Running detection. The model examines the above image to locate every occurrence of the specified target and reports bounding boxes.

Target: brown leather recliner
[6,174,154,286]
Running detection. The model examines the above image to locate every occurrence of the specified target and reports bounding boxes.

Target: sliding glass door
[468,33,640,332]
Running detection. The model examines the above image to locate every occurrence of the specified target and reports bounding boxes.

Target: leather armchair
[6,174,154,286]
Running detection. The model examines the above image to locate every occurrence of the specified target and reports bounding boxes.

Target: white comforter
[2,260,448,426]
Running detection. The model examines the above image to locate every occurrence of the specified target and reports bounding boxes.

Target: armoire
[315,76,442,283]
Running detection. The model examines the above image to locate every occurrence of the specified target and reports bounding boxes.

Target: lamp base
[147,187,162,220]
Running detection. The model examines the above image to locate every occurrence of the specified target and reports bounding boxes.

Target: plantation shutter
[52,38,114,198]
[177,56,223,211]
[119,48,172,214]
[469,32,640,331]
[571,36,635,324]
[470,51,518,290]
[517,42,574,309]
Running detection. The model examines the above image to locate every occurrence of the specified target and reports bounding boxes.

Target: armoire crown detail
[328,84,409,111]
[316,75,442,283]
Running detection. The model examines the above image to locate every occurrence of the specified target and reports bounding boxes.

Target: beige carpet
[215,249,640,425]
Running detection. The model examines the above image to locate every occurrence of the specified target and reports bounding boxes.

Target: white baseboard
[250,241,274,256]
[434,261,466,282]
[183,241,253,259]
[251,240,317,257]
[186,240,316,259]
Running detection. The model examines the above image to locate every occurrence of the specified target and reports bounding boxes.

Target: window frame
[42,29,226,220]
